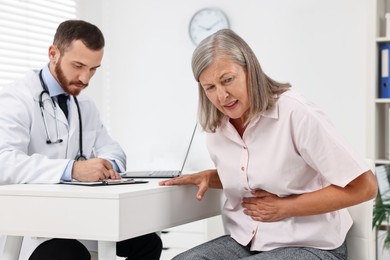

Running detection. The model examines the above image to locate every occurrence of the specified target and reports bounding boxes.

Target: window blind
[0,0,77,87]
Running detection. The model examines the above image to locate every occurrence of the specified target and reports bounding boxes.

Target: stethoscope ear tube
[73,97,86,161]
[39,87,63,145]
[38,70,83,158]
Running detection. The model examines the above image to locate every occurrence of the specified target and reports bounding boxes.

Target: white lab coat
[0,70,127,259]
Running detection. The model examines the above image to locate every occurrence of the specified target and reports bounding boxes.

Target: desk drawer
[161,231,205,249]
[164,220,206,233]
[160,248,186,260]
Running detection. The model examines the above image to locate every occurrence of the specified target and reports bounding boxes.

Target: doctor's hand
[72,158,121,181]
[159,169,221,201]
[242,189,289,222]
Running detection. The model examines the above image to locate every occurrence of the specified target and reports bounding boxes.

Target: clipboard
[60,178,148,186]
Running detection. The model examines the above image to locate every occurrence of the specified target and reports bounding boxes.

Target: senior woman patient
[159,29,378,260]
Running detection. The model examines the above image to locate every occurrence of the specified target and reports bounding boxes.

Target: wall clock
[189,8,230,46]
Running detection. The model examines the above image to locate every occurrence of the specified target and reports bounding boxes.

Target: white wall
[80,0,370,171]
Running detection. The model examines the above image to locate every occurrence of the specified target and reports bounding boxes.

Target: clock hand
[198,25,209,30]
[206,20,222,30]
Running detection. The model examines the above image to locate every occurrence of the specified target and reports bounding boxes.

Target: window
[0,0,77,87]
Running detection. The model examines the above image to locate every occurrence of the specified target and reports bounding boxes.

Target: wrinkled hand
[159,170,212,200]
[72,158,121,181]
[242,189,289,222]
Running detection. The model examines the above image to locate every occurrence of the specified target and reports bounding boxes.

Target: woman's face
[199,57,250,124]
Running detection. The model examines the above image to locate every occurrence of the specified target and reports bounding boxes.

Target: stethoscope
[38,70,87,161]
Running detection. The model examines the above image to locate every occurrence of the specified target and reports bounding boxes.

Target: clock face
[189,8,230,46]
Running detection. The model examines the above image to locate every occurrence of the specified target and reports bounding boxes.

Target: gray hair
[192,29,290,132]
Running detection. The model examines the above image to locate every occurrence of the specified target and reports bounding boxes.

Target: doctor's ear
[48,45,60,63]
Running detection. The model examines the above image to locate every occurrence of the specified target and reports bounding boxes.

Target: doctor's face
[50,40,103,96]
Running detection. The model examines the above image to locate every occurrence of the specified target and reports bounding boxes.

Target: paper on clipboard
[60,178,148,186]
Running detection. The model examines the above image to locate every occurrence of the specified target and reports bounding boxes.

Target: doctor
[0,20,162,260]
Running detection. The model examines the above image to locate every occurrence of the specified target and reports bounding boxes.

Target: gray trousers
[172,235,347,260]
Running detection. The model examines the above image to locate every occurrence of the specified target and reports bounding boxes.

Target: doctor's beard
[55,58,88,96]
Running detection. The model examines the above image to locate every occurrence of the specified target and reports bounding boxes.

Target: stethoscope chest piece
[75,154,87,161]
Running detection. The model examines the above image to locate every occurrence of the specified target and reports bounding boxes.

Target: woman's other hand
[159,169,221,200]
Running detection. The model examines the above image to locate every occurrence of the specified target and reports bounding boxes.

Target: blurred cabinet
[369,1,390,260]
[370,1,390,164]
[160,216,224,260]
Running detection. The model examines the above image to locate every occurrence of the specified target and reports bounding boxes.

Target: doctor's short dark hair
[53,20,105,54]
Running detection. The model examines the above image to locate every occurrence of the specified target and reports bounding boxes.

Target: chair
[346,197,375,260]
[345,159,376,260]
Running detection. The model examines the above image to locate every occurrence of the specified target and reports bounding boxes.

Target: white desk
[0,179,222,260]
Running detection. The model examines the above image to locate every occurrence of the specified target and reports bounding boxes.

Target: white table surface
[0,179,222,260]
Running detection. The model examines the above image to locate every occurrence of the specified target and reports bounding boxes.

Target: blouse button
[252,230,255,234]
[243,146,247,149]
[241,166,245,171]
